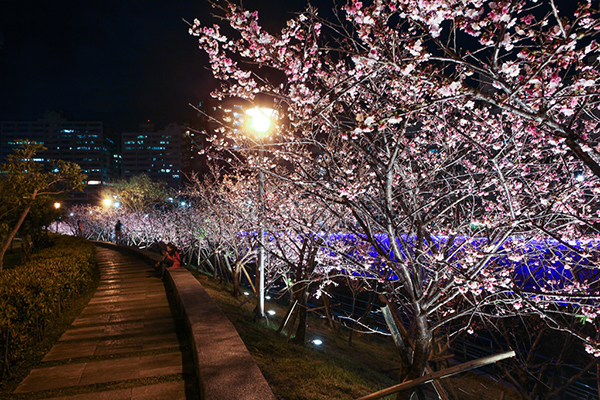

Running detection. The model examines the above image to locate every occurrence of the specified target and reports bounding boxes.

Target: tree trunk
[212,252,219,280]
[322,291,338,332]
[381,296,432,400]
[398,314,432,400]
[349,292,357,347]
[232,261,242,298]
[286,306,299,341]
[292,290,308,345]
[21,235,31,264]
[277,300,297,334]
[0,192,37,271]
[409,314,433,378]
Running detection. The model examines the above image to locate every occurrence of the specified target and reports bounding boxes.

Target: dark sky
[0,0,308,131]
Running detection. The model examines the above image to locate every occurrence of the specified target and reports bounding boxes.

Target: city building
[0,111,119,203]
[180,98,250,181]
[121,122,183,188]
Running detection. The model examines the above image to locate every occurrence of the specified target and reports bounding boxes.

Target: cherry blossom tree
[367,0,600,178]
[185,169,261,296]
[63,203,206,259]
[260,179,351,343]
[189,0,600,390]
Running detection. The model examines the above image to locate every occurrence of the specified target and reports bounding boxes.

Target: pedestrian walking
[115,220,123,244]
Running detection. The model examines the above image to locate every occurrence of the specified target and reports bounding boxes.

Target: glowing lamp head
[267,310,276,316]
[312,339,323,346]
[246,107,275,138]
[54,202,61,209]
[103,198,113,207]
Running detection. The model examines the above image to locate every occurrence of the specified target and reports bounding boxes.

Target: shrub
[0,236,96,380]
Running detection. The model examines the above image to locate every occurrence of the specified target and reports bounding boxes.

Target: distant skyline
[0,0,309,131]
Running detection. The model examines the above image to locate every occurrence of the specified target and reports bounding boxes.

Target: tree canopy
[189,0,600,390]
[0,140,86,270]
[102,174,169,213]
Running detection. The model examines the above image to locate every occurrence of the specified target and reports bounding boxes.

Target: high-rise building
[0,111,119,203]
[180,98,249,181]
[121,122,183,188]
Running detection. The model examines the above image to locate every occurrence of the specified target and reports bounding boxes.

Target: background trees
[0,141,85,271]
[101,174,169,213]
[185,170,260,297]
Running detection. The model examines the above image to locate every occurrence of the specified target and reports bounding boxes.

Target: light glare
[246,108,275,137]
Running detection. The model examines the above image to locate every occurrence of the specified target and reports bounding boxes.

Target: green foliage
[102,174,169,212]
[0,140,87,270]
[0,141,86,200]
[0,236,96,380]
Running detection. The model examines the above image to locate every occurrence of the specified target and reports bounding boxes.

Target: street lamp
[245,107,276,320]
[53,202,61,232]
[246,108,275,137]
[102,198,113,208]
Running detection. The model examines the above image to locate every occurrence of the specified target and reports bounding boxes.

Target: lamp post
[245,107,275,320]
[54,202,61,233]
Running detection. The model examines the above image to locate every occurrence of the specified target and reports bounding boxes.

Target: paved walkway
[14,246,198,399]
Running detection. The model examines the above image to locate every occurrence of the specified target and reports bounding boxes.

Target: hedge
[0,236,96,380]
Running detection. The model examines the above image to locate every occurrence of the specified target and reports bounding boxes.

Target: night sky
[0,0,308,131]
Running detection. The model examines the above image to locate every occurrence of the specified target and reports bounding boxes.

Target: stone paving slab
[41,381,187,400]
[59,317,177,341]
[94,285,165,296]
[16,353,184,393]
[99,273,156,279]
[101,264,152,269]
[96,281,164,289]
[78,298,169,316]
[44,333,180,361]
[72,307,173,327]
[98,274,161,281]
[15,363,87,393]
[88,292,166,305]
[97,278,158,286]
